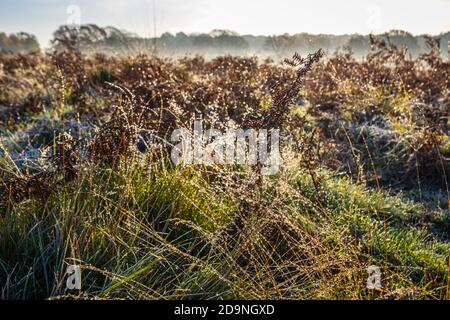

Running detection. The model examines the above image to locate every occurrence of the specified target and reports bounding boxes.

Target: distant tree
[347,35,370,57]
[440,32,450,57]
[170,32,191,52]
[215,34,249,51]
[192,34,215,48]
[175,32,189,42]
[161,32,174,40]
[265,34,295,59]
[382,30,420,56]
[20,33,40,52]
[103,27,129,46]
[0,32,7,51]
[51,24,107,52]
[0,32,40,53]
[160,32,175,49]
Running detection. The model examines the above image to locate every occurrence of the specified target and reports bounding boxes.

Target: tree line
[3,25,450,59]
[0,32,40,53]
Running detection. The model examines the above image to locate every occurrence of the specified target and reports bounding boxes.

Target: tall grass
[0,38,449,300]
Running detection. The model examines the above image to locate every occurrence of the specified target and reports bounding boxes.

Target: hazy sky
[1,0,450,47]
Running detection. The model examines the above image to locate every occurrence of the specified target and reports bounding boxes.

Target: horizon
[1,0,450,48]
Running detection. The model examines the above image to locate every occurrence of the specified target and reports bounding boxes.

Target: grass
[0,148,448,300]
[0,44,449,300]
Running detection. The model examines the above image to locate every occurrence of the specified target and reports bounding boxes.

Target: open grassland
[0,37,449,299]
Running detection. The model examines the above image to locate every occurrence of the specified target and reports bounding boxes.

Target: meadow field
[0,32,449,300]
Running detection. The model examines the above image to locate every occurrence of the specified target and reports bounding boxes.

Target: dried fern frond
[254,49,324,129]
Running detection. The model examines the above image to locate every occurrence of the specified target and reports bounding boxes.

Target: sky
[1,0,450,47]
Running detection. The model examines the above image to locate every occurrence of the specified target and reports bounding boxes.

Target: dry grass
[0,38,449,300]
